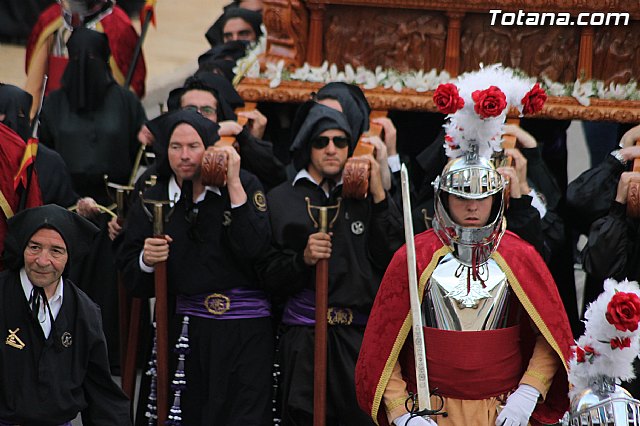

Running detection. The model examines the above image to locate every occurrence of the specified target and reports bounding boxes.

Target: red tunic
[355,230,573,426]
[25,4,146,98]
[0,124,42,270]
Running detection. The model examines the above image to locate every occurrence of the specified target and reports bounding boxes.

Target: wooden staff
[627,140,640,218]
[305,198,341,426]
[139,197,172,425]
[153,202,169,425]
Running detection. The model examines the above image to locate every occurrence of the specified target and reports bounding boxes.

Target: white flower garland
[233,34,640,104]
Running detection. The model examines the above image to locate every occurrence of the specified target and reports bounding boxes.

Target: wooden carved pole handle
[201,103,257,187]
[627,140,640,218]
[342,110,387,199]
[500,118,520,205]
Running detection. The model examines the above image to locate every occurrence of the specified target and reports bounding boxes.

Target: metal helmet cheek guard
[432,146,507,269]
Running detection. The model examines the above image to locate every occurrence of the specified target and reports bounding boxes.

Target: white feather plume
[441,64,540,160]
[568,278,640,400]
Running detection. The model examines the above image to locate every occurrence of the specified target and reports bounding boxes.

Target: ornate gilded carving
[263,0,309,68]
[323,7,446,72]
[460,14,579,82]
[627,180,640,218]
[308,0,640,16]
[592,24,640,85]
[237,78,640,122]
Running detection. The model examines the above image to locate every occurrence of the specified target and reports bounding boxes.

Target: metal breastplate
[422,254,510,331]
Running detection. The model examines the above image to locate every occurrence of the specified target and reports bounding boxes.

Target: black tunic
[39,84,146,205]
[117,170,274,425]
[0,270,131,425]
[257,178,404,424]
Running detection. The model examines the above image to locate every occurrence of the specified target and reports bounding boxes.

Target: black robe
[0,270,131,425]
[256,178,404,424]
[117,170,274,425]
[39,83,146,205]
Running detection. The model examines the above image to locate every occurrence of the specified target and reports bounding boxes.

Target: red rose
[610,336,632,349]
[521,83,547,115]
[605,291,640,332]
[575,345,585,363]
[433,83,465,115]
[472,86,507,119]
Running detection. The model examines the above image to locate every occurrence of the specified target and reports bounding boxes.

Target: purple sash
[176,288,271,319]
[282,288,368,326]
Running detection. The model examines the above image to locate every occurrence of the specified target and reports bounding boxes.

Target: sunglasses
[311,135,350,150]
[183,105,216,117]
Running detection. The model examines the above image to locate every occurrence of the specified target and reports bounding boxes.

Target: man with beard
[118,110,274,425]
[256,102,404,425]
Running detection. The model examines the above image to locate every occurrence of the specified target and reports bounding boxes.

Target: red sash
[423,325,522,400]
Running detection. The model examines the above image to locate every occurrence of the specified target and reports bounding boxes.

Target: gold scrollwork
[205,293,231,315]
[327,307,353,325]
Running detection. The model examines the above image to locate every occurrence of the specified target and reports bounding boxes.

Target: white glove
[394,412,437,426]
[495,384,540,426]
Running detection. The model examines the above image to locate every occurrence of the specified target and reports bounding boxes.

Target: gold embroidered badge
[6,328,25,350]
[253,191,267,212]
[205,293,231,315]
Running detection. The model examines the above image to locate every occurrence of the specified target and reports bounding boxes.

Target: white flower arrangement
[233,34,640,104]
[568,278,640,401]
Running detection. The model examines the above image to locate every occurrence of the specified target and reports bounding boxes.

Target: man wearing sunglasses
[256,102,404,425]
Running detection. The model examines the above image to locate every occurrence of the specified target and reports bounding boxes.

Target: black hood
[3,204,99,274]
[290,102,352,171]
[0,83,32,142]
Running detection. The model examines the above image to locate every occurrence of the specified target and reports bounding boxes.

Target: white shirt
[20,268,63,339]
[293,169,343,198]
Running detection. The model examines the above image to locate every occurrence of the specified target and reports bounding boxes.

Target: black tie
[29,286,46,322]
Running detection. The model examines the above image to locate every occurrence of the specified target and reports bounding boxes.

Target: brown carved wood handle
[500,118,520,207]
[627,140,640,218]
[200,103,257,187]
[342,110,387,199]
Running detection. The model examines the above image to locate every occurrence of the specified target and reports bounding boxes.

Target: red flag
[140,0,157,28]
[13,136,38,191]
[0,123,43,269]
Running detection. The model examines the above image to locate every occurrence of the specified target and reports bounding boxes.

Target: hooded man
[0,83,78,208]
[256,102,404,425]
[117,109,274,425]
[166,71,285,191]
[205,6,263,47]
[25,0,146,117]
[0,204,131,425]
[39,27,146,206]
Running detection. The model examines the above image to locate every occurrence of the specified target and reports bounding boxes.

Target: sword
[400,164,431,412]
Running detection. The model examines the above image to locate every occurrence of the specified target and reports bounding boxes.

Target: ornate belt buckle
[205,293,231,315]
[327,307,353,325]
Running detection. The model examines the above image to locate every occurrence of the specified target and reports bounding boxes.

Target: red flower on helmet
[433,83,465,115]
[472,86,507,119]
[605,291,640,332]
[521,83,547,115]
[575,345,598,363]
[610,336,632,350]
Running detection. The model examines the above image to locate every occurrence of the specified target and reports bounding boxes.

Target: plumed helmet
[431,64,547,269]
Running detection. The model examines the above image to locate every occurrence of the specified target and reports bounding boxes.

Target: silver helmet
[566,376,640,426]
[432,145,506,269]
[59,0,114,28]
